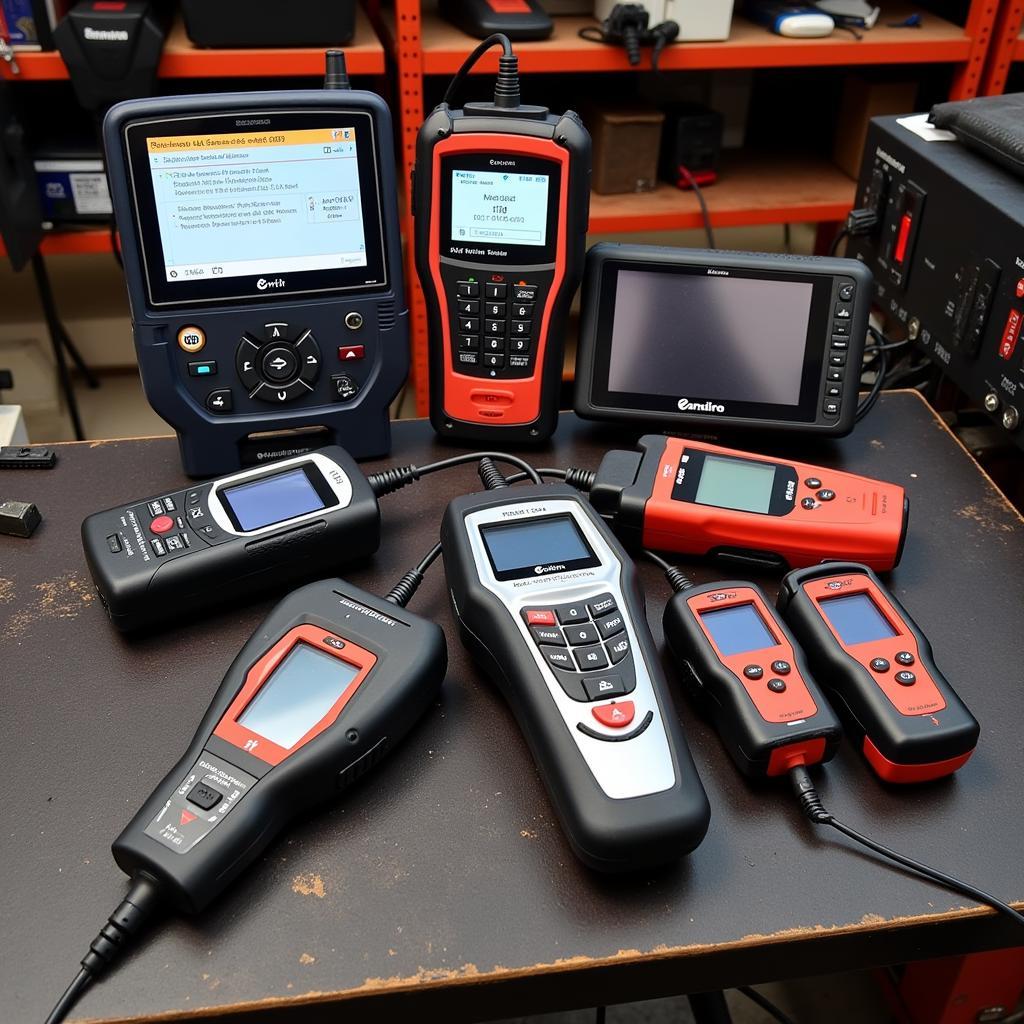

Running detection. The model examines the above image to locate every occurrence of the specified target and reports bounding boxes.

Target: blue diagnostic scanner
[102,57,408,477]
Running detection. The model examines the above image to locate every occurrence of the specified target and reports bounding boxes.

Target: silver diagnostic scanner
[441,484,710,870]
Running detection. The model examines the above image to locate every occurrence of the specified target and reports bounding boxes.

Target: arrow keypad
[235,324,322,404]
[522,593,635,702]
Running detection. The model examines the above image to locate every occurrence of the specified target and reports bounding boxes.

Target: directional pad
[235,326,321,404]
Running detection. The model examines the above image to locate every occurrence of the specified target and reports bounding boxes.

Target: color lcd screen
[238,643,358,749]
[700,603,778,656]
[481,515,593,574]
[450,168,550,247]
[220,467,326,532]
[606,269,812,406]
[146,127,368,283]
[694,456,778,514]
[819,592,898,646]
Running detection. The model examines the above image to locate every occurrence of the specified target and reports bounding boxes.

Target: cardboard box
[833,75,918,179]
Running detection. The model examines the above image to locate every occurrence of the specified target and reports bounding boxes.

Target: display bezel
[479,512,602,581]
[217,460,340,533]
[124,108,389,308]
[671,450,797,518]
[588,259,834,422]
[438,151,562,266]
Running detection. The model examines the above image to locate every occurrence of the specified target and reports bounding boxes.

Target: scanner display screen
[450,168,550,247]
[146,127,368,282]
[239,642,358,748]
[480,514,599,579]
[694,455,777,514]
[700,603,777,656]
[607,269,812,405]
[819,592,898,646]
[221,467,327,532]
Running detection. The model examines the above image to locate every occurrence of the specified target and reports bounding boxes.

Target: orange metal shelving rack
[2,1,1002,412]
[380,0,1000,413]
[979,0,1024,95]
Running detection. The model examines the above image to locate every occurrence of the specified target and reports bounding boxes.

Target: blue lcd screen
[700,603,777,656]
[221,467,325,532]
[481,515,593,574]
[238,643,359,748]
[819,593,897,646]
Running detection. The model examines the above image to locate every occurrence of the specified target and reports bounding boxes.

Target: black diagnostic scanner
[102,56,408,476]
[112,577,447,913]
[441,483,709,870]
[82,446,380,631]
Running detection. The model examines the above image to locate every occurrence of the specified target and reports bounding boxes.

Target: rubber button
[177,325,205,353]
[870,658,890,673]
[470,388,514,408]
[771,660,791,675]
[583,674,626,700]
[817,489,836,501]
[767,678,787,693]
[895,670,917,686]
[743,665,764,679]
[530,624,564,646]
[591,701,635,729]
[895,651,915,666]
[187,782,221,810]
[801,498,817,510]
[554,602,588,624]
[804,478,821,488]
[150,515,174,535]
[525,608,556,626]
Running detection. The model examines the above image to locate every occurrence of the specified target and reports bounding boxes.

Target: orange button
[470,388,514,407]
[592,701,635,729]
[525,609,556,626]
[150,515,174,535]
[177,325,206,353]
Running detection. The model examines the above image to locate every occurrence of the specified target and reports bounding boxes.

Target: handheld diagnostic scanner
[102,53,408,476]
[82,446,380,631]
[112,577,447,913]
[662,577,842,779]
[589,435,909,571]
[440,483,710,871]
[413,35,590,443]
[777,563,979,782]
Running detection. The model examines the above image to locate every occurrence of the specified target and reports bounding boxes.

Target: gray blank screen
[607,270,812,406]
[238,643,358,748]
[695,456,777,514]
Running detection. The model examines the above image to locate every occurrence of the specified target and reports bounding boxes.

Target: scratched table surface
[3,392,1023,1024]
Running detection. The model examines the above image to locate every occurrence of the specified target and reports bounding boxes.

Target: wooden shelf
[419,5,973,75]
[587,154,854,234]
[0,9,385,81]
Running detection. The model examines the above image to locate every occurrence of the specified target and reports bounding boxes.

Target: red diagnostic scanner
[777,563,979,783]
[590,435,909,571]
[413,39,590,443]
[664,580,842,779]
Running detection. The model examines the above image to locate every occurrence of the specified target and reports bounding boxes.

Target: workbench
[3,391,1022,1023]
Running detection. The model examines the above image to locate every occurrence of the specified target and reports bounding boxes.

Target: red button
[1017,279,1024,299]
[525,609,555,626]
[893,213,912,264]
[592,701,635,729]
[1000,309,1021,361]
[337,345,365,361]
[150,515,174,535]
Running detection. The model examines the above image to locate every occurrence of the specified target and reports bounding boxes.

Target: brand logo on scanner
[534,563,567,574]
[256,277,286,291]
[677,397,726,414]
[490,159,516,166]
[84,26,128,40]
